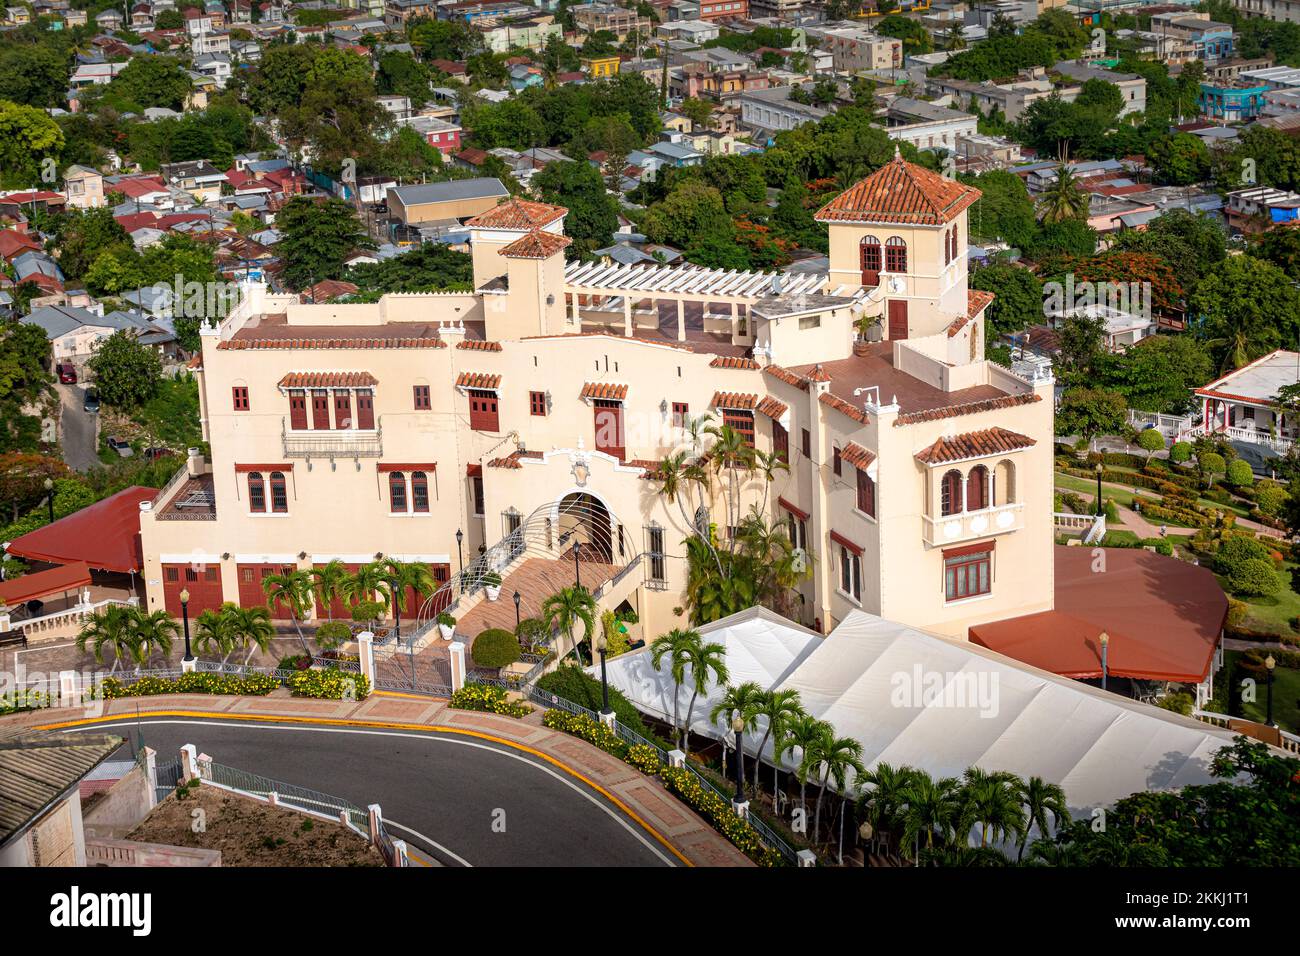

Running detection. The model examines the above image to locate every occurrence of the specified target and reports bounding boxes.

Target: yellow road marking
[36,708,693,867]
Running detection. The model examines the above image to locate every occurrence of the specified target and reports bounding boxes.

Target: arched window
[968,465,989,511]
[885,236,907,273]
[951,226,959,263]
[248,471,265,513]
[995,459,1016,505]
[944,228,951,266]
[411,471,429,513]
[941,469,963,516]
[389,471,407,513]
[860,235,882,272]
[269,471,288,513]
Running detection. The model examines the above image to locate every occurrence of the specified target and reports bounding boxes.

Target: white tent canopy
[599,609,1238,815]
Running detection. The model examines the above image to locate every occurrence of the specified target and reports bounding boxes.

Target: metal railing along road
[200,759,369,835]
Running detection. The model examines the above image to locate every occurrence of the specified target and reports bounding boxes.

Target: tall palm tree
[900,771,963,861]
[1036,165,1088,224]
[750,448,788,518]
[540,585,595,664]
[193,605,237,660]
[311,559,351,621]
[262,567,315,654]
[709,681,765,783]
[384,558,435,632]
[750,688,804,794]
[127,608,177,670]
[342,561,391,612]
[1014,775,1070,862]
[803,727,865,844]
[650,627,698,749]
[775,713,829,830]
[856,762,916,861]
[704,422,755,551]
[944,21,966,51]
[679,638,728,757]
[76,604,137,673]
[960,773,1025,849]
[225,604,275,664]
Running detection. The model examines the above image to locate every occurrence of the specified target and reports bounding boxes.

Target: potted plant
[436,611,456,640]
[481,570,502,602]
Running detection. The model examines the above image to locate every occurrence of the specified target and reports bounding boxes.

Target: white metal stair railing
[13,598,135,639]
[1083,513,1107,545]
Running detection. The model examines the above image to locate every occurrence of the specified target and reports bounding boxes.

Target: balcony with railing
[281,418,383,459]
[923,502,1024,548]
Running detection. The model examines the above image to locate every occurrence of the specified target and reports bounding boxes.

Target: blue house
[1199,82,1269,122]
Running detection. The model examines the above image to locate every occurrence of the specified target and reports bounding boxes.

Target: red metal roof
[0,562,92,606]
[969,547,1227,683]
[5,487,156,573]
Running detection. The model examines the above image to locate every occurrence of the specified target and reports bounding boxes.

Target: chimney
[186,447,204,477]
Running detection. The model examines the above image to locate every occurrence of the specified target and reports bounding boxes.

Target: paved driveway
[55,382,99,472]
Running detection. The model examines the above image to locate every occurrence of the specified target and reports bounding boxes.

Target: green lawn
[1218,564,1300,637]
[1223,650,1300,735]
[136,375,202,450]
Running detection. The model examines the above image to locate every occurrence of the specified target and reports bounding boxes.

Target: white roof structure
[564,261,828,302]
[601,609,1239,816]
[1195,349,1300,406]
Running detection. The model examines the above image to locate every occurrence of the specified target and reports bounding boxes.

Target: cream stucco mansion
[138,154,1055,643]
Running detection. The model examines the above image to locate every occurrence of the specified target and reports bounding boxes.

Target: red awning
[969,546,1227,684]
[0,562,92,605]
[779,497,809,521]
[5,486,156,573]
[830,530,862,557]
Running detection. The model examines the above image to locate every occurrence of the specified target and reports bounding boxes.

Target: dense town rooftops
[814,153,982,227]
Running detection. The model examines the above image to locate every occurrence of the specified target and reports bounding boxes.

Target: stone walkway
[10,690,752,868]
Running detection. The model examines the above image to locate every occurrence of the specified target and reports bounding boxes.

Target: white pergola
[563,262,828,342]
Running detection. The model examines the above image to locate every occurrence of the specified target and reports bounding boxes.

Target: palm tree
[311,559,351,621]
[1036,164,1088,224]
[1014,775,1069,862]
[342,561,391,612]
[76,604,137,673]
[960,772,1025,849]
[262,567,315,654]
[225,604,275,663]
[803,727,865,844]
[127,608,177,670]
[384,558,435,633]
[900,771,963,861]
[679,638,728,757]
[540,585,596,664]
[193,605,237,660]
[750,688,804,794]
[944,21,966,51]
[775,713,828,830]
[709,681,765,783]
[650,627,698,749]
[704,422,755,551]
[856,762,916,862]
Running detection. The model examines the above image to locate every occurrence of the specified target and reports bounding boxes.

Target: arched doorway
[557,492,613,563]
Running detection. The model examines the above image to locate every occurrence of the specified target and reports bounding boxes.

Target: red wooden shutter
[334,391,352,429]
[356,389,375,429]
[289,390,307,430]
[311,390,330,429]
[469,389,499,431]
[593,399,625,459]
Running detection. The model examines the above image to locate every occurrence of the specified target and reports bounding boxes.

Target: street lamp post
[1100,631,1109,692]
[859,821,873,869]
[1094,462,1104,516]
[455,529,464,593]
[1266,654,1276,727]
[572,539,581,588]
[596,633,612,719]
[731,715,746,807]
[179,587,194,671]
[44,477,54,524]
[391,579,401,639]
[513,590,521,631]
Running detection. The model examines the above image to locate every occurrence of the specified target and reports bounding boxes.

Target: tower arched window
[269,471,288,513]
[389,471,407,513]
[248,471,265,513]
[968,465,989,511]
[412,471,429,513]
[860,235,882,272]
[885,236,907,273]
[941,469,963,516]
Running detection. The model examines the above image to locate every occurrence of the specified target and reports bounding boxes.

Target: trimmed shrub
[471,628,522,668]
[1137,429,1165,455]
[277,654,311,671]
[1215,535,1275,575]
[1199,452,1226,483]
[1156,691,1194,716]
[450,682,533,716]
[1225,459,1255,488]
[351,600,385,623]
[436,611,456,628]
[1225,558,1283,597]
[95,672,280,699]
[1169,441,1193,464]
[1256,483,1289,517]
[289,668,370,700]
[516,616,549,648]
[315,620,352,649]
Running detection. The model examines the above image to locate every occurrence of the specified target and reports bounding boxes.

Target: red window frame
[856,467,875,517]
[232,385,249,411]
[672,401,689,428]
[468,389,499,432]
[471,473,484,515]
[413,385,431,410]
[773,421,788,461]
[389,471,407,512]
[885,237,907,273]
[860,236,881,272]
[722,408,754,447]
[832,445,842,477]
[801,428,811,457]
[247,471,266,513]
[968,465,989,511]
[529,390,547,416]
[269,471,288,513]
[945,546,992,602]
[411,471,429,512]
[941,469,963,516]
[593,399,626,460]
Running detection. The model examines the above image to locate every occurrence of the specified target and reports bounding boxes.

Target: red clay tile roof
[805,364,833,383]
[278,371,378,389]
[819,391,870,425]
[895,392,1041,426]
[627,458,665,479]
[948,288,996,337]
[456,339,503,351]
[499,228,573,259]
[756,396,788,420]
[712,391,757,409]
[466,197,567,230]
[814,154,981,226]
[915,426,1035,465]
[841,441,876,470]
[763,364,810,390]
[456,371,501,389]
[219,335,444,350]
[710,356,760,370]
[580,382,628,400]
[302,279,358,303]
[487,450,544,469]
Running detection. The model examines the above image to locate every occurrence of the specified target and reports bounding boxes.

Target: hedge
[540,709,783,866]
[0,689,52,715]
[471,628,522,668]
[449,682,533,717]
[537,665,666,744]
[94,672,280,699]
[288,668,370,700]
[315,621,352,649]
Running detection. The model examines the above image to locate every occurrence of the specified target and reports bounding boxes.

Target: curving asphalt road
[68,718,676,868]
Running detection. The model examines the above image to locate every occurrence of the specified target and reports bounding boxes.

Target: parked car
[143,446,174,461]
[82,388,100,412]
[107,436,133,457]
[56,362,77,384]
